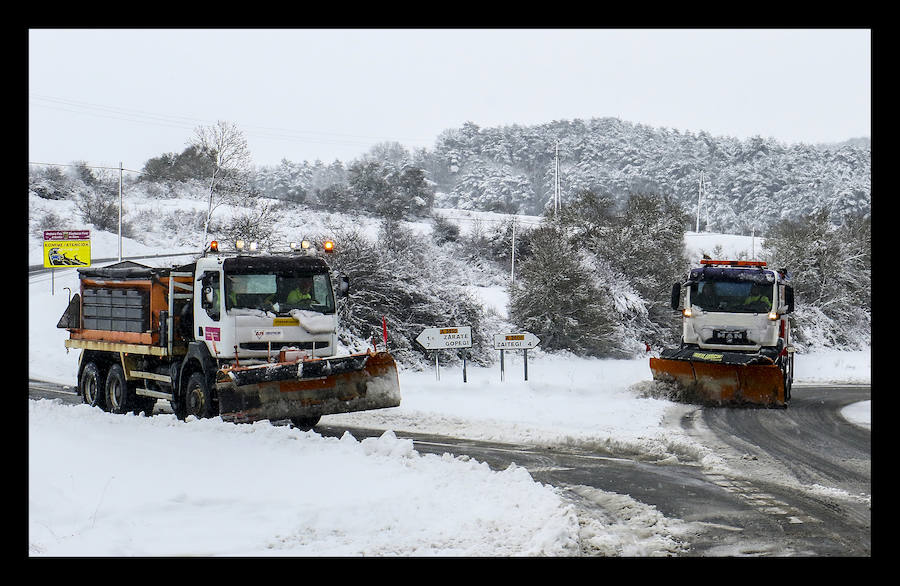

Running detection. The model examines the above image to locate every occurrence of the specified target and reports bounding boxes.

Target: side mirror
[670,283,681,310]
[784,286,794,313]
[337,275,350,297]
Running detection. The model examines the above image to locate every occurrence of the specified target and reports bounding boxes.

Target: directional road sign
[416,326,472,350]
[492,332,540,350]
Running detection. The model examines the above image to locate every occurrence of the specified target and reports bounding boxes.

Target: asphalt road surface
[29,380,870,556]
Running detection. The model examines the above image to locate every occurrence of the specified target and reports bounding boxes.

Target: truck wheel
[184,372,215,419]
[290,415,321,431]
[105,364,132,414]
[784,365,793,402]
[80,362,106,410]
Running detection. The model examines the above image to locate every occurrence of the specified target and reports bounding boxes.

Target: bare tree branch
[190,120,252,249]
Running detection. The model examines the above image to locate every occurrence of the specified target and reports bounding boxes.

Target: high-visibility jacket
[287,288,311,304]
[744,294,770,306]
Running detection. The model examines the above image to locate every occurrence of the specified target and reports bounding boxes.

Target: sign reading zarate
[415,326,472,350]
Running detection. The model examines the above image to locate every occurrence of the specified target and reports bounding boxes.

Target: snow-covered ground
[28,200,871,556]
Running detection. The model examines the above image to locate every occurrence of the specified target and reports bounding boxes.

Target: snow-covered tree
[508,224,619,355]
[191,120,253,249]
[763,209,871,349]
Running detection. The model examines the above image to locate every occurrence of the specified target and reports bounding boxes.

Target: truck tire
[80,362,106,410]
[290,416,321,431]
[184,372,215,419]
[776,354,793,403]
[105,364,132,414]
[784,355,793,402]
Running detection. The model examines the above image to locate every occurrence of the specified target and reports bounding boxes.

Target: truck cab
[192,253,341,363]
[671,260,794,361]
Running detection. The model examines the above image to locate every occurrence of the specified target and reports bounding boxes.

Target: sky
[28,28,871,172]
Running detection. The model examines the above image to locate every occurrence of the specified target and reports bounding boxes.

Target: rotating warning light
[210,240,219,252]
[700,259,767,268]
[323,240,335,252]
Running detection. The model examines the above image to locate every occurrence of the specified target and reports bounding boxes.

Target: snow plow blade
[649,348,786,407]
[215,351,401,423]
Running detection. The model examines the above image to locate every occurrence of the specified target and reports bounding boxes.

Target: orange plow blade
[215,351,401,423]
[650,351,786,407]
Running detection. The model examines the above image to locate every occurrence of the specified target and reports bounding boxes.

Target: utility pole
[696,171,704,233]
[118,162,123,261]
[554,141,561,216]
[751,226,756,259]
[510,217,516,282]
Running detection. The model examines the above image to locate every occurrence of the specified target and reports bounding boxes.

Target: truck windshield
[224,272,335,314]
[689,280,774,313]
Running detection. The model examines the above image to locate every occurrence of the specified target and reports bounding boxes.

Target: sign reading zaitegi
[492,332,540,350]
[493,331,541,381]
[43,230,91,268]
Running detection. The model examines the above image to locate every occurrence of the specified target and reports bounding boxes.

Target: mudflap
[649,347,786,408]
[216,351,401,423]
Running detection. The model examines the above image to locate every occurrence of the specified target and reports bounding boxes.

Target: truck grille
[706,329,750,345]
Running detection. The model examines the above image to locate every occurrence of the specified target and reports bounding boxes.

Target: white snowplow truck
[649,259,795,407]
[56,240,401,429]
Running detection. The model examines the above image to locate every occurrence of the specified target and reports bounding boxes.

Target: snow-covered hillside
[28,191,870,556]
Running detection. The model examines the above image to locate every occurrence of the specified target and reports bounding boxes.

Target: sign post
[492,332,541,381]
[43,230,91,295]
[416,326,473,382]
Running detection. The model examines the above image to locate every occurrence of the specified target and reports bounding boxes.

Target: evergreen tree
[141,145,217,182]
[508,224,616,355]
[763,210,871,349]
[586,191,689,346]
[324,221,489,366]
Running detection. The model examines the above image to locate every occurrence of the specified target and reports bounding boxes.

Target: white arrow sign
[492,332,540,350]
[416,326,472,349]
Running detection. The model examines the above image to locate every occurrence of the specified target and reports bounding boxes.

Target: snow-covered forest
[28,117,871,367]
[250,118,870,232]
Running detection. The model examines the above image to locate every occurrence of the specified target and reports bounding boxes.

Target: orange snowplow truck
[57,240,401,429]
[650,259,796,407]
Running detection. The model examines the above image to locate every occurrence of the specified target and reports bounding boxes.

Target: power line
[28,161,143,174]
[29,93,434,150]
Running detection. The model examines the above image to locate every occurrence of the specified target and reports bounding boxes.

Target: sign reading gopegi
[416,326,473,382]
[415,326,472,350]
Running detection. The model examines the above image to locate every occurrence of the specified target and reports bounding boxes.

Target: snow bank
[28,197,870,556]
[28,400,579,556]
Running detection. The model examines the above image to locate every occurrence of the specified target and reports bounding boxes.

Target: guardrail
[28,251,200,274]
